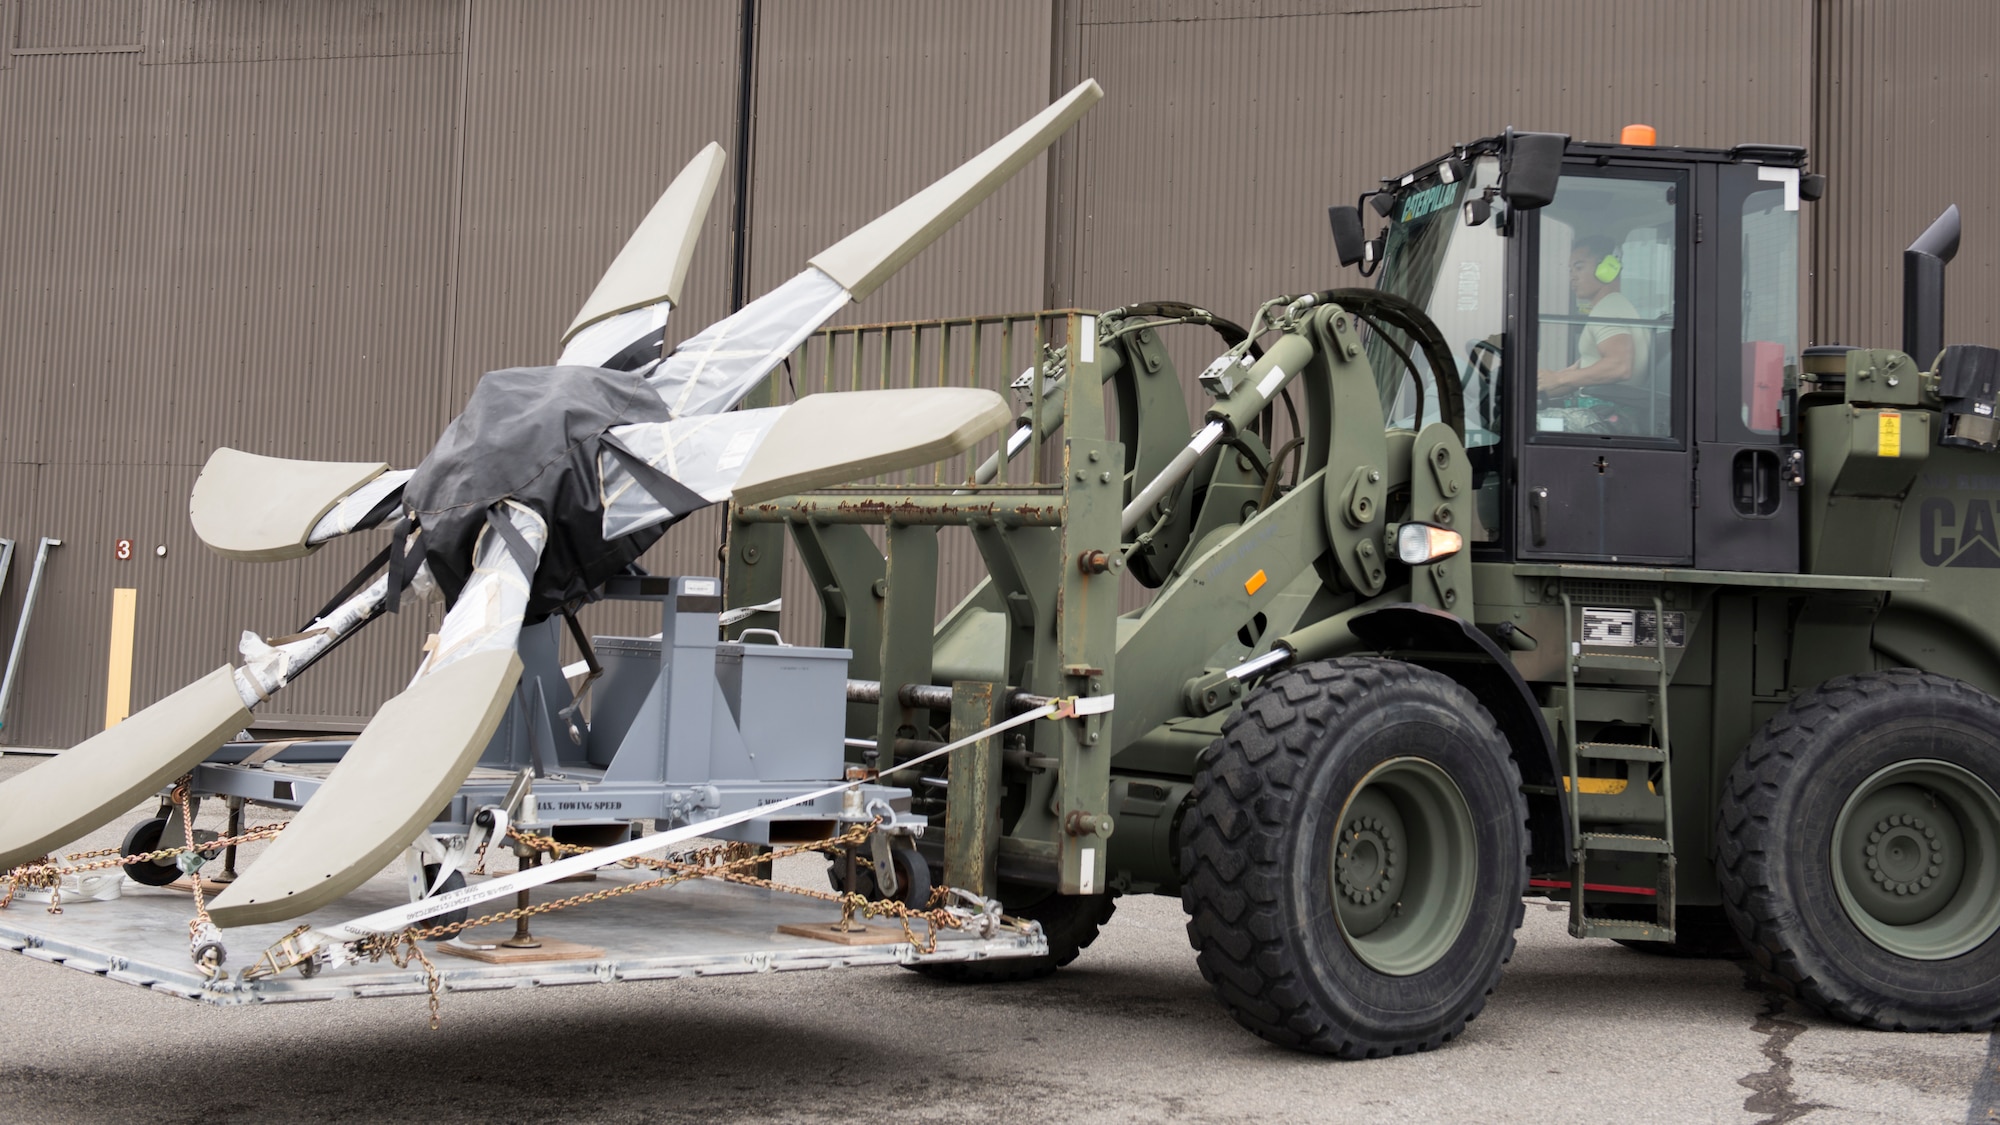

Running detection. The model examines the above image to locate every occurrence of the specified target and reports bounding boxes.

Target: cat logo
[1919,497,2000,568]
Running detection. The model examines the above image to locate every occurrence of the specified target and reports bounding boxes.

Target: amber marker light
[1620,123,1658,146]
[1396,522,1465,565]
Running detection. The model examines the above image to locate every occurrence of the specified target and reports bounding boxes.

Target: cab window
[1532,173,1681,440]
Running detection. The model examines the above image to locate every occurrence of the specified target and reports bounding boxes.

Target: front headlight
[1396,522,1464,565]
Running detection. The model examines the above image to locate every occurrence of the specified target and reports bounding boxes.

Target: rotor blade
[561,142,727,348]
[209,503,545,927]
[811,79,1101,300]
[596,386,1011,539]
[643,79,1103,420]
[190,448,393,561]
[0,668,248,869]
[205,649,520,928]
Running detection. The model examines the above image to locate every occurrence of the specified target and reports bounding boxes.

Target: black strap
[483,506,540,575]
[600,433,710,520]
[384,516,416,615]
[353,486,405,533]
[301,543,392,631]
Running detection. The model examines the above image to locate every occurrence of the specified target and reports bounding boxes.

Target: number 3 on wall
[114,539,132,560]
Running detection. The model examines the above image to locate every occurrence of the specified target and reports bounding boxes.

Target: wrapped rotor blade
[645,79,1102,419]
[190,448,390,561]
[0,551,412,867]
[308,469,413,544]
[209,502,545,927]
[561,143,727,347]
[600,409,787,539]
[598,387,1010,539]
[0,668,248,869]
[810,78,1101,301]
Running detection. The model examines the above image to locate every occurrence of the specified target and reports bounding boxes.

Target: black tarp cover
[403,366,688,622]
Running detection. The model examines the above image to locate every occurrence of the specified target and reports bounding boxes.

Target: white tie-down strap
[557,303,671,370]
[232,570,403,708]
[424,500,547,680]
[597,408,786,539]
[645,268,849,418]
[306,469,415,545]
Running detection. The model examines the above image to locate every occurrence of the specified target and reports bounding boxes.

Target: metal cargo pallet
[0,864,1045,1007]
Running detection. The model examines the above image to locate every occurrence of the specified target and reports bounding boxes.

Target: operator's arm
[1538,330,1633,393]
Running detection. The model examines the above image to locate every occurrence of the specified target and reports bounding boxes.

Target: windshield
[1366,155,1507,540]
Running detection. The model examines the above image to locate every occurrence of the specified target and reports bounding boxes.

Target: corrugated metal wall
[0,1,463,745]
[1061,0,1815,323]
[2,0,1995,747]
[1813,0,2000,352]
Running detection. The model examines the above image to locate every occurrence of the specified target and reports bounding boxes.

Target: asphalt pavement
[0,753,1992,1125]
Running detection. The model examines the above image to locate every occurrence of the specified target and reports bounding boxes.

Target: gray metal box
[585,636,662,768]
[712,638,852,781]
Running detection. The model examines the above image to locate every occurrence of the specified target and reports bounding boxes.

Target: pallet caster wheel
[828,842,932,909]
[413,864,470,931]
[121,817,219,887]
[911,884,1116,982]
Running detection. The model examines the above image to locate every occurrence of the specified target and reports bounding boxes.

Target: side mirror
[1501,131,1568,211]
[1328,205,1367,267]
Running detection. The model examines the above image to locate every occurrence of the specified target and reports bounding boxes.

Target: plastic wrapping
[597,408,784,539]
[557,303,670,370]
[646,268,849,418]
[232,572,396,708]
[307,469,414,545]
[426,501,546,679]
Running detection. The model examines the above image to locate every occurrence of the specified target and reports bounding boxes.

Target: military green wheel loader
[726,126,2000,1057]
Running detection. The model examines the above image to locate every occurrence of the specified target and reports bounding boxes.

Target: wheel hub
[1864,814,1944,896]
[1832,761,2000,959]
[1336,815,1403,907]
[1328,757,1476,976]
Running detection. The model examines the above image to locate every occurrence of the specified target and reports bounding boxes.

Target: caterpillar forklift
[9,108,1994,1061]
[737,124,2000,1058]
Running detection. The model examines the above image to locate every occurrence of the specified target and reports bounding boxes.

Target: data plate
[1580,607,1685,648]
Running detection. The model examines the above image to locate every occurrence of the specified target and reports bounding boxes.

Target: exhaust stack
[1904,204,1961,369]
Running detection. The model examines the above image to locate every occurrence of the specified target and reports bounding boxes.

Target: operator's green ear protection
[1595,251,1623,283]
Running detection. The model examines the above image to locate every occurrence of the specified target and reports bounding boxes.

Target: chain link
[0,778,287,916]
[7,794,1018,1028]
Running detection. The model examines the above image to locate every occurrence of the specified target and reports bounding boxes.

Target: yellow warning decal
[1560,776,1660,796]
[1879,410,1903,457]
[1244,569,1268,596]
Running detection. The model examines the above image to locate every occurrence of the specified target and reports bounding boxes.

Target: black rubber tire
[121,818,190,887]
[912,886,1117,982]
[827,842,933,909]
[1717,669,2000,1030]
[1179,657,1528,1057]
[415,864,469,930]
[1614,906,1746,959]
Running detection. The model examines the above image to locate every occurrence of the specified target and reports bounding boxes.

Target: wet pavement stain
[1738,982,1830,1125]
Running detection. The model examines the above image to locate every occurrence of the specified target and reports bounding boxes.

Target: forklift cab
[1361,131,1812,571]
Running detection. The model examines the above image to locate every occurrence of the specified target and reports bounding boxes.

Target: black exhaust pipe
[1904,204,1961,369]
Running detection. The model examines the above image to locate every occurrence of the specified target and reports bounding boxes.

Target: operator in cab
[1537,235,1647,433]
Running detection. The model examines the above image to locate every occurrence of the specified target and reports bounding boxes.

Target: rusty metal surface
[738,492,1067,528]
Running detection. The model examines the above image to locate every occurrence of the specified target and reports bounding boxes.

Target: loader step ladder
[1558,591,1676,942]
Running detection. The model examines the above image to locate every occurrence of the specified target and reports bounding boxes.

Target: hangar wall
[0,0,1992,747]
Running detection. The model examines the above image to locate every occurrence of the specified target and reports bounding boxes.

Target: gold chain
[0,779,287,915]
